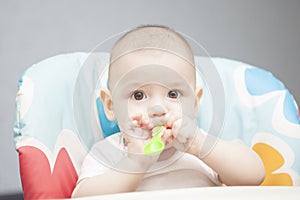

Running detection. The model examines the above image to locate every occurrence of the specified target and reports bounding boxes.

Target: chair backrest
[14,52,300,199]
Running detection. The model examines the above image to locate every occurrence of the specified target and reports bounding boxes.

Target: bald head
[110,25,195,66]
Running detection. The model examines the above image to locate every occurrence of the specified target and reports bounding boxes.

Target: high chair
[14,52,300,199]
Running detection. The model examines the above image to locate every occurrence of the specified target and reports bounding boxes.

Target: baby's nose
[149,105,166,117]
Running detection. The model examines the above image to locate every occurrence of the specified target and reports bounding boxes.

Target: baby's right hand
[123,114,152,139]
[122,114,160,168]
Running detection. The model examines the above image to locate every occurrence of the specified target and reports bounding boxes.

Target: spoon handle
[143,126,166,155]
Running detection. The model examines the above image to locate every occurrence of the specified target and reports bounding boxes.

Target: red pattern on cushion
[18,146,78,199]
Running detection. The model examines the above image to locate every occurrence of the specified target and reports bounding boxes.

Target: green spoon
[143,126,166,155]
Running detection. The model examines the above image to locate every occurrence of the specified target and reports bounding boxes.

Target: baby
[72,25,265,197]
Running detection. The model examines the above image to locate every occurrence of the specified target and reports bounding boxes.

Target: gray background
[0,0,299,195]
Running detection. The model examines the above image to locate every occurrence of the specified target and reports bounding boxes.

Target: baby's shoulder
[90,132,122,151]
[94,132,121,144]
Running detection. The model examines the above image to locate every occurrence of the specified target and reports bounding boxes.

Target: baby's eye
[132,91,146,100]
[168,90,180,99]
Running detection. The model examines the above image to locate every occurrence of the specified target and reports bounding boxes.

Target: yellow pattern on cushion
[253,143,293,186]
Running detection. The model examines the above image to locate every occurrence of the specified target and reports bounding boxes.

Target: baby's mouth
[149,116,166,129]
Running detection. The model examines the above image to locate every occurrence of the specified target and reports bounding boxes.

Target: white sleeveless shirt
[77,133,221,191]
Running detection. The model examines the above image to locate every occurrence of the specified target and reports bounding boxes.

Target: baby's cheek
[128,102,147,115]
[181,98,198,118]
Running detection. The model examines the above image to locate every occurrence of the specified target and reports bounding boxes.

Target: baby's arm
[72,156,152,197]
[187,129,265,186]
[72,115,156,197]
[165,112,265,186]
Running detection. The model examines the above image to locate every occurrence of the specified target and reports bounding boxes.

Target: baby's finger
[161,129,172,143]
[131,114,143,124]
[171,118,182,138]
[140,114,150,128]
[172,139,185,152]
[165,112,181,128]
[132,120,139,127]
[123,133,132,144]
[132,127,150,139]
[122,120,136,134]
[173,119,190,143]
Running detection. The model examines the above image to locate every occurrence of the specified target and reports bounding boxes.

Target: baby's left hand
[164,112,198,152]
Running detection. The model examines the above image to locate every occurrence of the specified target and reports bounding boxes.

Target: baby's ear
[195,86,203,105]
[192,87,203,118]
[193,87,203,118]
[100,88,115,120]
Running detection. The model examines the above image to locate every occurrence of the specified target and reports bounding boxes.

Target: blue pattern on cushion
[245,68,285,95]
[284,91,300,124]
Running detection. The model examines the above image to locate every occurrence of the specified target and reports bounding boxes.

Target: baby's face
[103,50,201,137]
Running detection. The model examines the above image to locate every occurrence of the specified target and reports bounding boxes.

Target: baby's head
[109,25,196,90]
[101,25,202,135]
